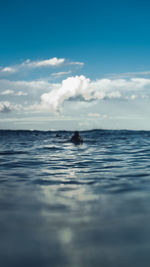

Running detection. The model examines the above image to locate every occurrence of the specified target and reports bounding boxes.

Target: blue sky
[1,0,150,130]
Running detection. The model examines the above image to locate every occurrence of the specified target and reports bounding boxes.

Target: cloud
[39,76,150,113]
[0,57,65,75]
[40,75,90,112]
[107,70,150,79]
[0,57,84,76]
[1,75,150,115]
[16,91,28,96]
[1,90,14,95]
[1,67,16,73]
[0,101,21,113]
[0,78,60,94]
[26,57,65,68]
[69,61,84,66]
[1,89,27,96]
[0,102,11,113]
[88,113,101,117]
[51,71,72,78]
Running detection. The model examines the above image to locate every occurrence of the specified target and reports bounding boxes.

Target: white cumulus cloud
[39,76,150,113]
[41,75,90,112]
[1,75,150,114]
[0,101,21,113]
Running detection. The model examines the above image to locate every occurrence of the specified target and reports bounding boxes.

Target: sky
[1,0,150,130]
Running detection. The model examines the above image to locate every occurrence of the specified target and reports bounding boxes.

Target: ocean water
[1,129,150,267]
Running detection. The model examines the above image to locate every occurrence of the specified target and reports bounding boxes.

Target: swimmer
[71,131,83,144]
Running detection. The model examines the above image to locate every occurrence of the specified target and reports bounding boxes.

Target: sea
[1,129,150,267]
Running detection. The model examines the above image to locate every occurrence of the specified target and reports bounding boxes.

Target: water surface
[1,130,150,267]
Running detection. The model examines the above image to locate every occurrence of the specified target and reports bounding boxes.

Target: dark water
[1,129,150,267]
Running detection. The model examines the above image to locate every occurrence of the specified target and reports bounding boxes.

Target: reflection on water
[1,130,150,266]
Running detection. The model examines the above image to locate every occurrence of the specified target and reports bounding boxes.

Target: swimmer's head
[74,131,79,137]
